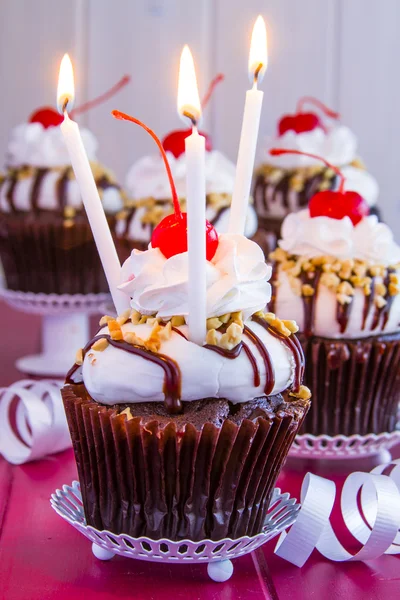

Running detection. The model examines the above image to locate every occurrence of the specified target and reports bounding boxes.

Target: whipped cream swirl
[7,122,98,168]
[126,150,235,199]
[264,126,357,168]
[279,210,400,265]
[119,234,271,320]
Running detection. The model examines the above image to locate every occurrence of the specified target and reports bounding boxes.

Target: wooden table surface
[0,300,399,600]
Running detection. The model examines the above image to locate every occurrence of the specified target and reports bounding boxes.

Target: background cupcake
[253,98,380,254]
[115,75,258,254]
[269,149,400,437]
[0,78,130,295]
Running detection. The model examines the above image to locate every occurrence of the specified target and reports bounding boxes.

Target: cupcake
[0,79,130,295]
[62,116,309,542]
[253,97,380,254]
[269,149,400,437]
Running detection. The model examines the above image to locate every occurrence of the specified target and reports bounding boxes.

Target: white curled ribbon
[0,379,71,465]
[276,460,400,566]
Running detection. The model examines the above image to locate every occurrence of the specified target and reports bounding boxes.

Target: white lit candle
[57,54,129,315]
[177,46,207,345]
[228,16,268,235]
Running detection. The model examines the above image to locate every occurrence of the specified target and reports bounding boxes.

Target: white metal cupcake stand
[51,481,300,583]
[0,288,109,376]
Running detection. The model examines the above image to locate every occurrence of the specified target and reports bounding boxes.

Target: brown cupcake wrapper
[62,385,308,542]
[0,214,131,294]
[299,332,400,436]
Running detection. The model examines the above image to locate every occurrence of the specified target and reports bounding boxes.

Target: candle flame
[248,15,268,84]
[177,45,202,126]
[57,54,75,114]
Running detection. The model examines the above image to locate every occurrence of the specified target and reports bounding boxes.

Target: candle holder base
[51,481,300,583]
[0,288,110,377]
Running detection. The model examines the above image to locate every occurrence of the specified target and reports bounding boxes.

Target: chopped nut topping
[171,315,185,327]
[219,313,231,324]
[120,407,133,420]
[375,295,387,309]
[302,284,315,297]
[205,329,218,346]
[219,323,242,350]
[289,385,312,401]
[75,348,83,366]
[91,338,109,352]
[283,320,299,334]
[337,281,354,296]
[130,310,141,325]
[207,317,223,331]
[117,309,132,326]
[108,319,123,341]
[321,272,340,290]
[230,311,244,329]
[64,206,76,219]
[337,293,353,305]
[374,282,387,297]
[389,282,400,296]
[257,312,298,337]
[99,315,114,327]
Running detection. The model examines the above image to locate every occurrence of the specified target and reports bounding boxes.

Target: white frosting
[0,171,123,213]
[274,210,400,338]
[81,319,295,405]
[263,126,358,168]
[126,150,235,199]
[279,210,400,265]
[274,269,400,339]
[340,166,379,208]
[119,233,271,320]
[7,122,98,168]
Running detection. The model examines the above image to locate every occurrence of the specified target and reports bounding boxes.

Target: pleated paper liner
[0,213,132,294]
[62,384,309,542]
[298,331,400,436]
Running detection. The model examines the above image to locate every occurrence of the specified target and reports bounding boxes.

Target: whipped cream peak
[7,122,98,168]
[263,125,358,169]
[279,209,400,266]
[125,150,235,200]
[119,233,271,320]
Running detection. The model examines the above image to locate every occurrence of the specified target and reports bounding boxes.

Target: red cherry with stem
[269,148,369,225]
[152,213,219,260]
[29,107,63,128]
[112,110,219,260]
[162,129,212,159]
[278,97,340,136]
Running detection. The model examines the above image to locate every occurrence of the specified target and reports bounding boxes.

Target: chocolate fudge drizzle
[67,334,182,414]
[300,268,322,336]
[253,169,336,218]
[31,168,49,210]
[252,315,304,393]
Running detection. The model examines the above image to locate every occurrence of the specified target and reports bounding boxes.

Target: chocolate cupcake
[270,154,400,436]
[0,108,126,294]
[63,232,310,541]
[253,98,380,255]
[115,130,258,254]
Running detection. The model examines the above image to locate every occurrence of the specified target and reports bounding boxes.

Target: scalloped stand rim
[50,481,300,582]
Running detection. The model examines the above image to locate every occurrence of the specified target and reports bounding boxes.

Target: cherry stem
[270,148,345,193]
[112,110,182,219]
[70,75,131,118]
[296,96,340,119]
[201,73,224,110]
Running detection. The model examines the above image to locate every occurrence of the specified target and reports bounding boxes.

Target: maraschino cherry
[278,97,340,136]
[162,73,224,158]
[112,110,219,260]
[270,148,369,225]
[29,75,131,129]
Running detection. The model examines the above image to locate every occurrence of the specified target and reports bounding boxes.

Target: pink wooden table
[0,300,399,599]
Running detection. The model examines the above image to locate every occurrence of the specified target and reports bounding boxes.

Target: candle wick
[183,110,197,127]
[253,62,263,85]
[62,97,69,114]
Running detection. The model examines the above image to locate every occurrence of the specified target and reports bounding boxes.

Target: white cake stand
[0,288,110,377]
[51,481,300,583]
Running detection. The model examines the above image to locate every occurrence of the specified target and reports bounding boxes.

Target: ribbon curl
[0,379,71,465]
[276,460,400,566]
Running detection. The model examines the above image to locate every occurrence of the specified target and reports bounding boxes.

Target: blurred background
[1,0,399,235]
